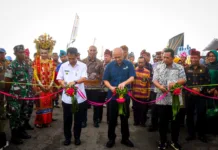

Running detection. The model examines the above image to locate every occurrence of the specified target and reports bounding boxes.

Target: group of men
[0,43,213,150]
[56,45,212,150]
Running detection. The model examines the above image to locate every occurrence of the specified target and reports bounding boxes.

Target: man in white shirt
[57,47,87,146]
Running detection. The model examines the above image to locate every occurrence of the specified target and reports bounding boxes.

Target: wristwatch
[74,81,78,84]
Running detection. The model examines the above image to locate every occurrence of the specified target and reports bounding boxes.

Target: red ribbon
[0,89,63,100]
[1,86,218,105]
[183,86,218,100]
[128,91,168,104]
[77,89,114,106]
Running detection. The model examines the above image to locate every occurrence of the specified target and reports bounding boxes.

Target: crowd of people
[0,33,218,150]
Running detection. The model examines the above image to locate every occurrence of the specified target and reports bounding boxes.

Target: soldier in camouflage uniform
[0,48,10,122]
[0,48,10,148]
[5,45,31,145]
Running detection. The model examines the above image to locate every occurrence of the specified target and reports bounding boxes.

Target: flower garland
[65,85,78,113]
[170,83,182,120]
[33,55,55,91]
[115,87,128,115]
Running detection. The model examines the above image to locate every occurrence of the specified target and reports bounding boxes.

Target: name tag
[64,70,70,75]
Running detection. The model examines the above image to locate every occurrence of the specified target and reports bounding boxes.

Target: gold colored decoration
[34,33,56,54]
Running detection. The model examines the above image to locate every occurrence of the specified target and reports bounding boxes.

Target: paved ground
[2,102,218,150]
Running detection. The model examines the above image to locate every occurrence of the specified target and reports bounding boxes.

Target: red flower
[116,98,125,103]
[173,88,181,95]
[113,90,116,95]
[66,88,75,96]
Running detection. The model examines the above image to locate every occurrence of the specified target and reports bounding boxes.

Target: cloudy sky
[0,0,217,60]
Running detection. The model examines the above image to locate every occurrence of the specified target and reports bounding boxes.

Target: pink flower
[173,88,181,95]
[66,88,75,96]
[116,98,125,103]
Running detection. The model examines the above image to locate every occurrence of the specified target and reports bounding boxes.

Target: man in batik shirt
[153,48,186,150]
[185,49,210,143]
[5,45,31,145]
[82,45,104,128]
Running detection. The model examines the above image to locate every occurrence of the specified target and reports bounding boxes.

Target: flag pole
[101,46,103,61]
[93,37,96,45]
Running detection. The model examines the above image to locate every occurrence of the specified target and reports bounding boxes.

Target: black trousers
[158,105,181,143]
[62,101,86,140]
[150,91,158,128]
[108,98,130,140]
[98,91,107,120]
[186,95,206,137]
[132,98,149,124]
[85,89,104,123]
[0,132,6,148]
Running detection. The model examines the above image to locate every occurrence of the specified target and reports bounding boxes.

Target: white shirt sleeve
[81,65,88,79]
[56,64,64,80]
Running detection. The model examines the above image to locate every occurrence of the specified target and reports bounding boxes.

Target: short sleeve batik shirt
[153,63,186,105]
[185,64,210,95]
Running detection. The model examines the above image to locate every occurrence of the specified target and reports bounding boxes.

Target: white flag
[70,13,79,41]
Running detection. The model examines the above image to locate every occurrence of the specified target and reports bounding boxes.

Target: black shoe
[140,123,147,127]
[24,123,34,130]
[98,119,102,123]
[106,140,115,148]
[11,137,23,145]
[52,118,57,121]
[63,140,71,146]
[11,129,23,145]
[81,122,87,128]
[198,136,207,143]
[94,122,99,128]
[75,139,81,145]
[158,142,167,150]
[147,126,158,132]
[186,136,196,141]
[121,139,134,147]
[19,130,31,139]
[133,122,139,126]
[19,127,31,139]
[170,141,181,150]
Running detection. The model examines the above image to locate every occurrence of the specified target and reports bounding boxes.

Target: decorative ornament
[115,87,128,115]
[34,33,56,55]
[170,83,182,120]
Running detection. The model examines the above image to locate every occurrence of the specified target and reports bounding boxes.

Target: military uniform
[5,52,32,144]
[0,59,10,131]
[5,59,32,128]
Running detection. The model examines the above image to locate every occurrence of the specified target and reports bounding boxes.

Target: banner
[177,45,191,56]
[167,33,184,53]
